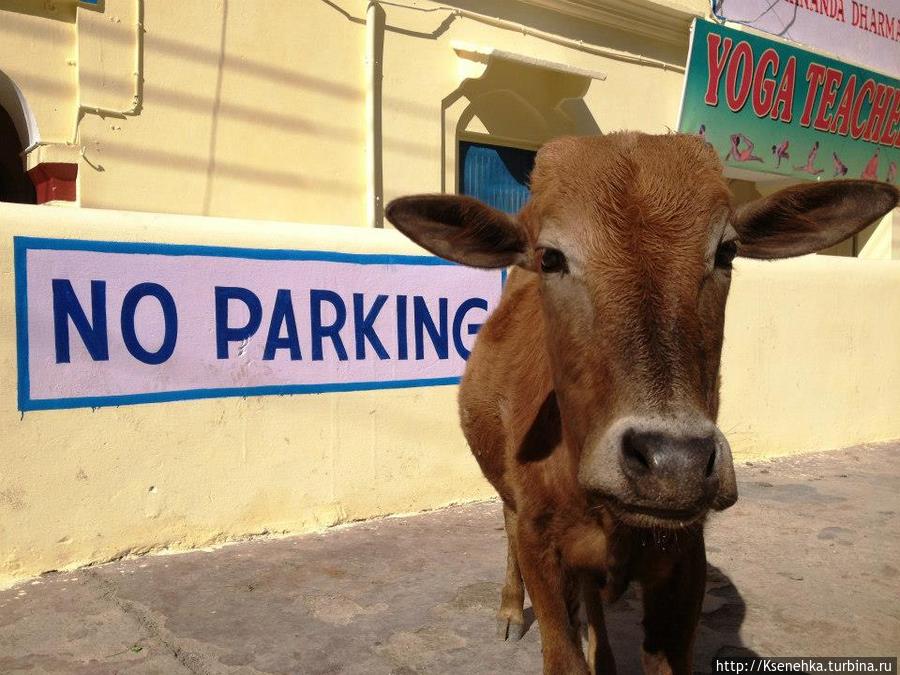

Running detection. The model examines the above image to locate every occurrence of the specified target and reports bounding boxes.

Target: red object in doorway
[27,162,78,204]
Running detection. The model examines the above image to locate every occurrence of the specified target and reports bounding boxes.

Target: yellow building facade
[1,0,899,586]
[0,0,710,222]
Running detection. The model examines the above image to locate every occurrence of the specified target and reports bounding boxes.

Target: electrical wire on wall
[711,0,727,22]
[710,0,794,28]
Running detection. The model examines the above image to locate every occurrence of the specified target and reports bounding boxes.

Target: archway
[0,104,36,204]
[0,70,39,204]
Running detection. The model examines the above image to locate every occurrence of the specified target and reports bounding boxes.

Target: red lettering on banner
[851,78,876,139]
[880,88,900,146]
[830,74,857,136]
[864,84,892,142]
[852,2,900,40]
[752,48,779,117]
[813,68,843,131]
[725,41,754,112]
[800,63,827,127]
[705,33,732,106]
[770,56,796,123]
[784,0,846,21]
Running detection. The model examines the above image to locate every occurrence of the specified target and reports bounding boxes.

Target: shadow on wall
[456,57,602,142]
[0,0,76,22]
[442,57,603,193]
[436,0,687,65]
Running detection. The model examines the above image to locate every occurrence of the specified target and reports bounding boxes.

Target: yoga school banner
[678,18,899,182]
[14,237,503,411]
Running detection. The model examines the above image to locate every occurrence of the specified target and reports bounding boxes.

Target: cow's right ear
[732,180,899,259]
[385,194,529,269]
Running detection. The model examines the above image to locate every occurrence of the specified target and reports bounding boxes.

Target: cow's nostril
[621,428,651,473]
[704,445,717,478]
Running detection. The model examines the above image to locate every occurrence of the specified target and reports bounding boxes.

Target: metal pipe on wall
[365,1,386,228]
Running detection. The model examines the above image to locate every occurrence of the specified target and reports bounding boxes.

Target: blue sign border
[14,236,498,412]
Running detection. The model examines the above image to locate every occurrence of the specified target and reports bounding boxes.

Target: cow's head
[386,133,898,528]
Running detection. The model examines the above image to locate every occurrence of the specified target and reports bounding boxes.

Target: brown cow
[385,133,898,674]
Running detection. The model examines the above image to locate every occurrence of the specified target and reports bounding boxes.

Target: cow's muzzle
[579,415,738,527]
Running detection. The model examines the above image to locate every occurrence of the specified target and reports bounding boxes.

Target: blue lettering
[396,295,408,360]
[52,279,109,363]
[310,289,348,361]
[215,286,263,359]
[120,283,178,365]
[452,297,488,359]
[353,293,389,360]
[263,289,302,361]
[413,296,448,360]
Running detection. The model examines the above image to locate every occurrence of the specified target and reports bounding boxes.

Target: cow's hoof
[497,618,526,641]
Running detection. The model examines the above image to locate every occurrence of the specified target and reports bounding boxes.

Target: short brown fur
[385,132,899,674]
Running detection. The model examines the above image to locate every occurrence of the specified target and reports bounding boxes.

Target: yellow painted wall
[2,0,697,224]
[2,203,900,587]
[719,255,900,459]
[75,0,368,223]
[0,5,78,143]
[857,210,899,260]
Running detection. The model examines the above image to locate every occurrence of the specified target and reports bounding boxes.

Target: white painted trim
[452,42,607,81]
[0,71,41,150]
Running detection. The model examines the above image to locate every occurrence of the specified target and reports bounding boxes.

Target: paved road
[1,442,898,674]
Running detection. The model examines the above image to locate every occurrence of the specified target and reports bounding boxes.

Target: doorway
[0,104,35,204]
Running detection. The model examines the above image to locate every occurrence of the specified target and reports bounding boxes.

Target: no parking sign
[14,237,503,411]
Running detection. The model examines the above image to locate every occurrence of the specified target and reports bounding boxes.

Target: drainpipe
[78,0,145,119]
[21,0,145,204]
[365,1,385,228]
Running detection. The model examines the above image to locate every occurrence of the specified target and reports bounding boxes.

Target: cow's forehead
[527,133,730,234]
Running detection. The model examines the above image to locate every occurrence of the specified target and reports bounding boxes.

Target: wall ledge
[514,0,706,45]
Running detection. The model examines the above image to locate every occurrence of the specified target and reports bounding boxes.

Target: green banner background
[678,19,898,183]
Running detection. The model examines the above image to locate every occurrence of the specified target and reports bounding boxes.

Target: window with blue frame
[459,141,536,215]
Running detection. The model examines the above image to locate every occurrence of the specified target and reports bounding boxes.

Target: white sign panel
[714,0,900,76]
[14,237,504,411]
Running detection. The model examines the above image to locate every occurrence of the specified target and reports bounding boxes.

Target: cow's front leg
[518,516,589,675]
[497,504,526,640]
[639,536,706,675]
[582,575,616,675]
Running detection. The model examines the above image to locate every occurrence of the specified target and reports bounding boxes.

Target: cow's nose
[619,428,719,512]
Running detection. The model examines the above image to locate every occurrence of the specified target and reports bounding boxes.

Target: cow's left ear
[385,194,529,269]
[732,180,898,259]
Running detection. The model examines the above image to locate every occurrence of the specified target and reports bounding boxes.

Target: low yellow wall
[719,254,900,459]
[0,203,495,589]
[2,203,899,587]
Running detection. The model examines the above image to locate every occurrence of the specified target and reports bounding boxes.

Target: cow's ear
[732,180,898,259]
[385,194,529,269]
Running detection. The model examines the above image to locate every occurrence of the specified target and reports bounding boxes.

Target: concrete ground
[1,443,898,675]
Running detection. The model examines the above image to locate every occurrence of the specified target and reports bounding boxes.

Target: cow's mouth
[590,492,710,529]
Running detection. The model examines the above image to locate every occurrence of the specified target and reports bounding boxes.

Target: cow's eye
[715,240,738,269]
[538,248,568,274]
